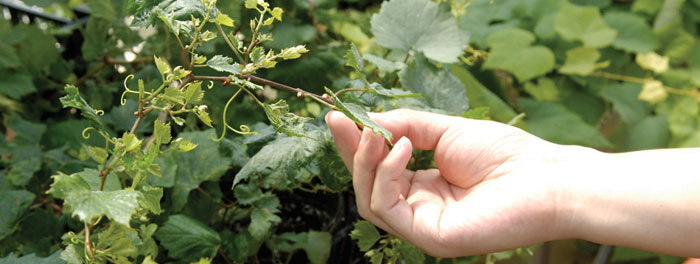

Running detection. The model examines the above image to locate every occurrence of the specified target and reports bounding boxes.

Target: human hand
[325,109,577,257]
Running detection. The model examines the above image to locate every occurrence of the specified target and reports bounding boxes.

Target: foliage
[1,0,698,263]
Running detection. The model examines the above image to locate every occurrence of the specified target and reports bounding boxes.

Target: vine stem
[216,22,245,63]
[84,223,96,261]
[194,75,335,106]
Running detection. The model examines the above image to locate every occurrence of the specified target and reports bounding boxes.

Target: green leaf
[603,12,659,53]
[155,215,221,262]
[636,52,669,73]
[345,43,364,74]
[194,105,213,127]
[0,42,20,69]
[0,72,36,99]
[138,186,163,215]
[166,130,230,211]
[0,190,35,239]
[318,141,352,190]
[462,106,491,120]
[325,87,393,142]
[86,146,109,164]
[364,54,402,75]
[519,99,613,148]
[349,220,380,251]
[624,116,669,151]
[559,46,609,76]
[154,120,172,145]
[234,134,322,189]
[399,53,469,114]
[554,3,617,48]
[370,0,467,63]
[48,172,140,226]
[248,208,281,239]
[206,55,241,75]
[263,100,313,137]
[216,13,235,27]
[482,28,555,82]
[14,24,59,74]
[0,251,63,264]
[233,183,263,205]
[170,137,198,152]
[60,85,106,131]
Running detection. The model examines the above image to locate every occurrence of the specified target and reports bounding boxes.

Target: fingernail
[359,128,371,144]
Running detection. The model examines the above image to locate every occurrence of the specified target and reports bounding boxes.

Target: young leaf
[195,105,213,127]
[278,45,308,60]
[324,87,393,142]
[559,46,609,76]
[244,0,257,9]
[263,100,312,137]
[349,221,380,251]
[170,138,198,152]
[250,47,265,64]
[206,55,241,75]
[216,13,235,27]
[183,81,205,105]
[154,120,173,145]
[154,214,221,262]
[60,85,106,131]
[636,52,669,73]
[370,0,467,63]
[482,28,555,82]
[154,56,172,79]
[270,7,283,21]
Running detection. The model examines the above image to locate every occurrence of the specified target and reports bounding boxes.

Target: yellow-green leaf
[215,13,234,27]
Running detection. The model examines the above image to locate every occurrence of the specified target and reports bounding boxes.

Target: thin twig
[194,74,335,105]
[216,23,245,63]
[84,223,96,261]
[76,62,106,85]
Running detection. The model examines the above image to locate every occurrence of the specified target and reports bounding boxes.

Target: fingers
[325,111,361,172]
[353,127,399,234]
[368,109,455,150]
[371,136,416,236]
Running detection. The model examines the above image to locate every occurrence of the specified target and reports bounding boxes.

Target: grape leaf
[554,3,617,48]
[154,120,172,145]
[263,100,312,137]
[206,55,242,75]
[602,83,650,126]
[0,72,35,99]
[14,24,59,75]
[519,99,613,148]
[523,77,559,102]
[234,133,322,189]
[603,12,659,53]
[399,53,469,114]
[324,87,393,142]
[0,190,35,239]
[155,214,221,262]
[48,172,140,226]
[248,207,281,239]
[0,251,63,264]
[267,231,332,264]
[165,130,230,211]
[0,42,19,69]
[370,0,467,63]
[559,46,609,76]
[482,28,555,82]
[349,221,380,251]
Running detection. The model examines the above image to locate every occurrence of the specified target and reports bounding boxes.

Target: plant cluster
[1,0,699,263]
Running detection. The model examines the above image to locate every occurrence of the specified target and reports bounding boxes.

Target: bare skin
[325,109,700,258]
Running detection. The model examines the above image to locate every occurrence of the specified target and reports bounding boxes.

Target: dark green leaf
[519,99,613,148]
[0,72,35,99]
[0,190,35,239]
[371,0,467,63]
[267,231,331,264]
[399,53,469,114]
[155,214,221,262]
[0,251,63,264]
[0,43,19,69]
[604,12,659,53]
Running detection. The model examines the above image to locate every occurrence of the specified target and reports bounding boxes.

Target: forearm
[556,147,700,257]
